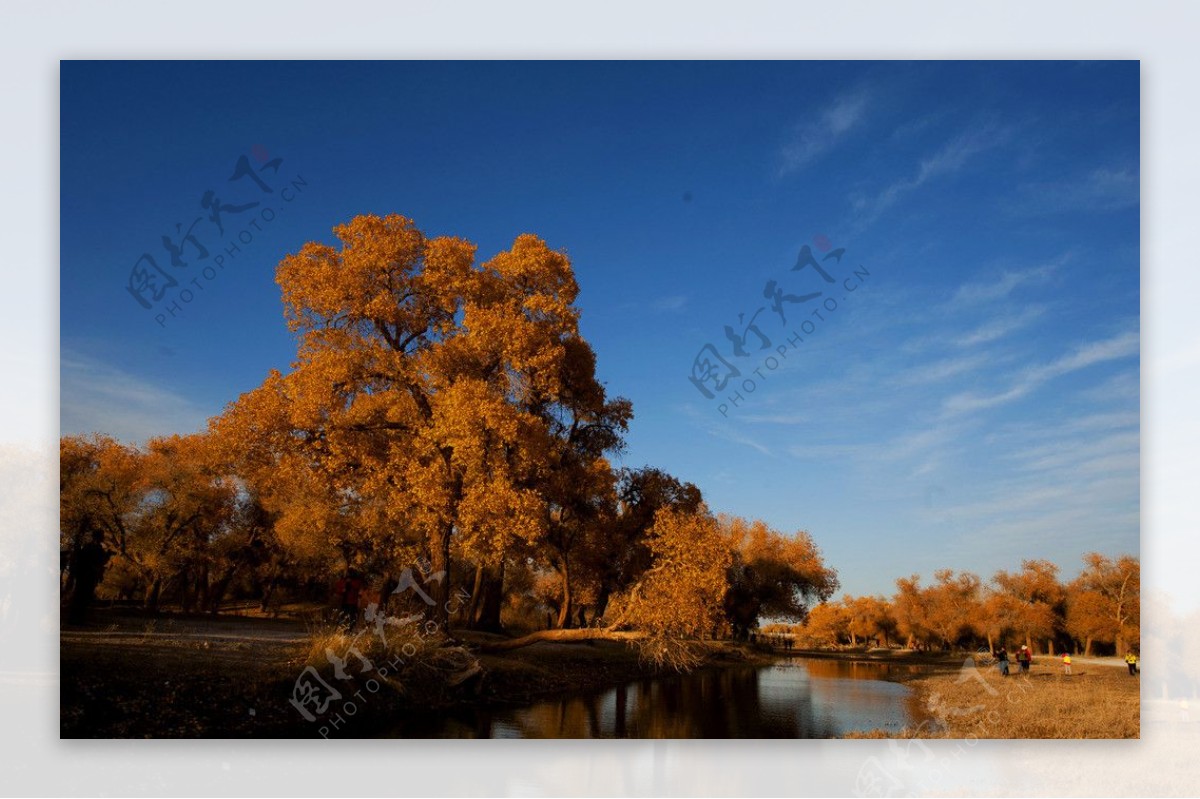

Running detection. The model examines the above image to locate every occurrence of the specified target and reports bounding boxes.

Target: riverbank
[787,647,966,667]
[840,652,1140,739]
[60,611,773,737]
[471,632,774,705]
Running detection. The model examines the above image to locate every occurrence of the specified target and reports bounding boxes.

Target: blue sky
[60,61,1139,596]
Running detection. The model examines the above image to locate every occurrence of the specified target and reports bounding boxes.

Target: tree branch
[476,627,648,653]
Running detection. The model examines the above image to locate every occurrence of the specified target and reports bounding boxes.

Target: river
[383,656,932,738]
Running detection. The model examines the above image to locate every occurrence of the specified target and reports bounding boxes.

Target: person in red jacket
[333,569,365,630]
[1016,645,1031,674]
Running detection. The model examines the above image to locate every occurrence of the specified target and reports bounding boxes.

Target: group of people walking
[991,645,1033,676]
[991,645,1139,677]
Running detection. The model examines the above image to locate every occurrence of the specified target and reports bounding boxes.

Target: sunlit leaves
[210,214,631,617]
[1066,553,1140,653]
[612,504,732,638]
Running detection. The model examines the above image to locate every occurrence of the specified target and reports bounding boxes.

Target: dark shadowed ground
[61,610,763,738]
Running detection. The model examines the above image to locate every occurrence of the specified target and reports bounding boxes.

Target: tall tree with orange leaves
[991,559,1064,654]
[480,503,733,667]
[927,569,986,649]
[801,601,850,647]
[1066,553,1140,656]
[844,595,897,647]
[721,515,839,639]
[893,575,933,650]
[210,214,629,626]
[579,467,704,626]
[60,433,237,613]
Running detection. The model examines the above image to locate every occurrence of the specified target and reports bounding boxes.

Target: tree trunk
[260,571,279,613]
[464,564,485,627]
[207,564,239,615]
[594,587,611,624]
[427,524,452,629]
[144,578,162,613]
[556,561,573,630]
[180,570,195,614]
[1046,638,1054,656]
[475,562,504,632]
[1084,637,1093,657]
[197,564,210,612]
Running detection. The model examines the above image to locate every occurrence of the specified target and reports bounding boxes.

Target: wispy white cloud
[988,409,1138,446]
[925,454,1139,565]
[887,111,948,142]
[784,441,872,461]
[944,504,1131,563]
[896,353,992,385]
[652,294,688,312]
[1038,330,1140,378]
[943,329,1139,414]
[738,412,813,426]
[850,123,1010,223]
[880,422,972,466]
[949,256,1067,306]
[1060,410,1140,434]
[954,305,1046,347]
[779,90,870,174]
[682,404,774,456]
[919,386,1139,566]
[712,427,772,457]
[1013,166,1139,215]
[1017,431,1139,475]
[1077,369,1140,404]
[61,351,211,445]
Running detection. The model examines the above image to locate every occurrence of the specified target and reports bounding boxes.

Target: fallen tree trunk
[478,627,648,653]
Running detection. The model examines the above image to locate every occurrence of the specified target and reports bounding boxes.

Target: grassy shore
[841,652,1140,739]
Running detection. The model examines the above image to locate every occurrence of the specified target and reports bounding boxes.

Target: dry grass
[302,620,482,701]
[886,660,1139,739]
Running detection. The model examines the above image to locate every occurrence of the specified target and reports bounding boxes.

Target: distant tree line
[763,554,1140,657]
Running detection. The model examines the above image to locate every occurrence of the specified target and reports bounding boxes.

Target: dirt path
[1066,656,1131,669]
[62,628,308,644]
[62,618,309,737]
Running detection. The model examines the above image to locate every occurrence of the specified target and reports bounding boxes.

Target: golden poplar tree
[211,214,629,626]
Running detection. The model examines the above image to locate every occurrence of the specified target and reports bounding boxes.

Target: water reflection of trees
[387,658,918,738]
[497,664,869,738]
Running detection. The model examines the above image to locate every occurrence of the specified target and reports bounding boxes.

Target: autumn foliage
[791,555,1139,656]
[60,214,841,650]
[59,214,1137,660]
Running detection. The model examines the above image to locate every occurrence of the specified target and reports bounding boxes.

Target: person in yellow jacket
[1125,652,1139,676]
[1062,652,1072,675]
